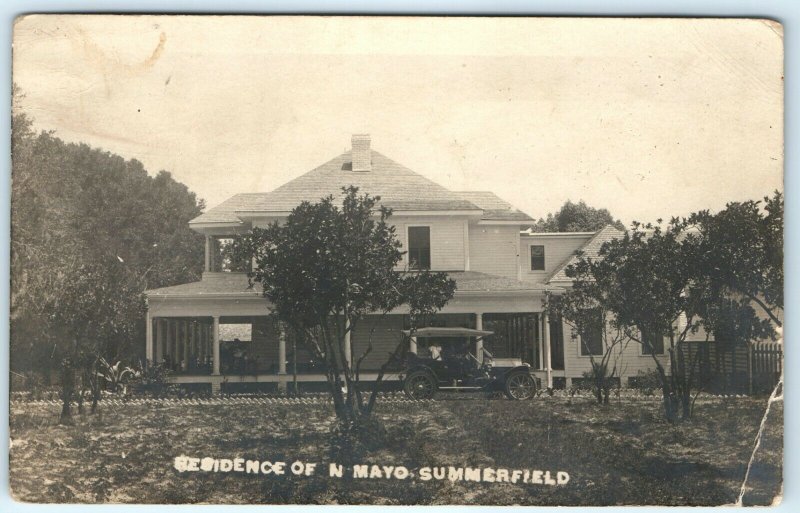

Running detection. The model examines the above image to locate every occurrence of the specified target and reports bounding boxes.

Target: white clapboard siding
[468,224,520,278]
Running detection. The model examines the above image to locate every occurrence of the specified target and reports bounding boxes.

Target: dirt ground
[9,393,782,505]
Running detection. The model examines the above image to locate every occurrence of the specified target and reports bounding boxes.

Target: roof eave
[478,219,531,225]
[454,287,562,296]
[146,292,262,299]
[521,231,596,237]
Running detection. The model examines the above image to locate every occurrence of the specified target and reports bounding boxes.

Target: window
[530,245,545,271]
[641,329,665,355]
[579,310,604,356]
[408,226,431,270]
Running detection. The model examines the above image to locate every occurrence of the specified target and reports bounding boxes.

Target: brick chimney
[351,134,371,172]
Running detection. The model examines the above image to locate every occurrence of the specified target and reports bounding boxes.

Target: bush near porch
[9,395,780,506]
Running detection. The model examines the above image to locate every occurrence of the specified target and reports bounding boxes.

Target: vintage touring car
[399,327,538,400]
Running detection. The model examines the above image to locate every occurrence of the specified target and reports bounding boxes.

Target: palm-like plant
[97,357,136,394]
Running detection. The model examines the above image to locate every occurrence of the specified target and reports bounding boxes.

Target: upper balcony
[203,236,252,274]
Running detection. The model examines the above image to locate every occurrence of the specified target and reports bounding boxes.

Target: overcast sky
[13,16,783,224]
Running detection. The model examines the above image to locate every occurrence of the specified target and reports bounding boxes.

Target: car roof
[401,327,494,338]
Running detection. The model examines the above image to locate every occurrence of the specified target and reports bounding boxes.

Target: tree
[688,192,783,327]
[231,187,456,430]
[568,222,705,421]
[570,213,778,422]
[11,89,206,415]
[545,281,630,404]
[529,200,625,233]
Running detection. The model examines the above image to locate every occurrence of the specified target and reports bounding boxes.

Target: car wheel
[504,372,536,400]
[403,370,437,400]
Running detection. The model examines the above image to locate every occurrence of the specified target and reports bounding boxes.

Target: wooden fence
[685,341,782,395]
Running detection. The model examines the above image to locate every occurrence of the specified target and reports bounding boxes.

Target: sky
[12,15,784,225]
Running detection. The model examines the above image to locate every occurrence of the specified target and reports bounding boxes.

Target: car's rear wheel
[504,371,536,400]
[404,370,437,400]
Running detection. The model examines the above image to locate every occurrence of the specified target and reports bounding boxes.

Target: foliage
[129,362,172,398]
[11,87,205,415]
[687,192,783,327]
[529,200,625,233]
[629,369,662,396]
[564,208,780,421]
[97,358,137,394]
[231,186,456,430]
[545,287,629,405]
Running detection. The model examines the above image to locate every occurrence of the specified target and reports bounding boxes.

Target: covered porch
[144,272,565,392]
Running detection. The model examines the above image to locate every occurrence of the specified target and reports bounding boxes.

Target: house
[143,134,667,393]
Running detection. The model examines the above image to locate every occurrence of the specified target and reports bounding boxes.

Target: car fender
[501,365,540,390]
[503,365,536,383]
[502,365,533,380]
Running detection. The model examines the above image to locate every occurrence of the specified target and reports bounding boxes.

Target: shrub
[628,369,661,396]
[130,362,171,398]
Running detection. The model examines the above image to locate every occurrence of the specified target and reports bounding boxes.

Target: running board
[438,386,484,390]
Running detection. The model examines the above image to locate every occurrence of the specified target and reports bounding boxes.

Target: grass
[9,393,782,505]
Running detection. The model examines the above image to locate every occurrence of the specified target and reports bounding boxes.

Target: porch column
[409,336,417,355]
[155,318,164,364]
[145,310,154,363]
[344,318,352,368]
[475,312,484,364]
[203,324,212,365]
[212,316,221,375]
[278,322,287,375]
[172,321,179,366]
[542,312,553,389]
[538,316,545,370]
[182,321,190,371]
[205,235,212,272]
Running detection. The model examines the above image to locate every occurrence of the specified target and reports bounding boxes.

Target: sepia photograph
[9,15,784,506]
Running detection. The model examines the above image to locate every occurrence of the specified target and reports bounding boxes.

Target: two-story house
[143,135,669,393]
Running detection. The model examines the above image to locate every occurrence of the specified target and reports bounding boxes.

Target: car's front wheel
[403,370,437,400]
[504,371,536,400]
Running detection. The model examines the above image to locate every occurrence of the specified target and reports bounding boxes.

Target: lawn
[9,393,782,506]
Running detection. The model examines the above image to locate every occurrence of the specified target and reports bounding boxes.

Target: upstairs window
[530,245,546,271]
[408,226,431,270]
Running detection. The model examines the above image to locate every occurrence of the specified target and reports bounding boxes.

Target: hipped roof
[191,150,533,225]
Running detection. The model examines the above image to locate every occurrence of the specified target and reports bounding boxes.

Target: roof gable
[548,225,625,283]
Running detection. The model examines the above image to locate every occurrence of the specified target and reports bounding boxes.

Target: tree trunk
[675,342,692,419]
[59,361,74,424]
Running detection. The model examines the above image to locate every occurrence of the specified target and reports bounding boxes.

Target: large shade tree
[231,187,456,428]
[688,192,783,327]
[11,89,205,414]
[565,204,780,421]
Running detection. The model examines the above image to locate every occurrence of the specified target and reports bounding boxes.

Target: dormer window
[530,245,545,271]
[408,226,431,270]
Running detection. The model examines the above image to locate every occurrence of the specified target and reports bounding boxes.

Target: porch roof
[145,273,262,298]
[145,271,556,298]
